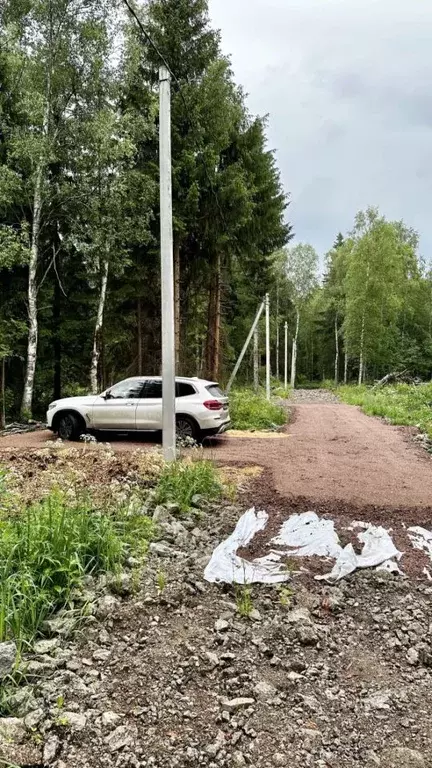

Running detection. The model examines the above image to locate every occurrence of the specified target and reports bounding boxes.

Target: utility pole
[253,327,259,393]
[284,321,288,390]
[159,65,176,461]
[265,293,270,400]
[226,300,265,393]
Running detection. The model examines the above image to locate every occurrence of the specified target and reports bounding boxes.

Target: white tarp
[408,526,432,561]
[204,509,403,585]
[271,511,341,558]
[203,507,290,585]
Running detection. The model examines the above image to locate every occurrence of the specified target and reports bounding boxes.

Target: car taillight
[203,399,223,410]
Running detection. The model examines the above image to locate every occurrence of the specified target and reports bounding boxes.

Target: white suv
[46,376,230,442]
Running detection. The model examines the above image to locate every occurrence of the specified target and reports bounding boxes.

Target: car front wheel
[176,416,199,442]
[57,413,84,441]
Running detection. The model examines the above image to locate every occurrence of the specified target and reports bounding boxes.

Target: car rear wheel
[57,413,84,441]
[176,416,199,442]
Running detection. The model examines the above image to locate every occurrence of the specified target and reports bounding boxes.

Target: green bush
[338,383,432,437]
[229,389,286,431]
[0,490,153,645]
[155,459,222,513]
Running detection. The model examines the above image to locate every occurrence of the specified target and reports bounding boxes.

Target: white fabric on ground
[204,509,403,585]
[204,507,289,585]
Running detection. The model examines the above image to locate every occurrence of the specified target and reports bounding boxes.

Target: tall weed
[155,460,222,513]
[230,389,286,431]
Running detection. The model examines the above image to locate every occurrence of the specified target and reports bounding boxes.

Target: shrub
[154,459,222,513]
[229,389,286,431]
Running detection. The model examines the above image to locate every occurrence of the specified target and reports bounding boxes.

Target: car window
[108,379,145,399]
[176,382,196,397]
[206,384,224,397]
[142,380,162,398]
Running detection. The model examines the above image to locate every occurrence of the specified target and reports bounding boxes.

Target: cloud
[209,0,432,261]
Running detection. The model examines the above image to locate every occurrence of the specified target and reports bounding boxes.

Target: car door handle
[125,402,136,406]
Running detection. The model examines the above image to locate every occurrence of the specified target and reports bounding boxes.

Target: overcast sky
[208,0,432,261]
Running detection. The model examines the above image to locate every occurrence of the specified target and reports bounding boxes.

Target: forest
[1,0,432,424]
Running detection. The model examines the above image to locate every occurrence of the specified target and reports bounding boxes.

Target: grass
[229,389,286,431]
[235,585,254,617]
[154,459,223,513]
[338,382,432,438]
[0,488,154,647]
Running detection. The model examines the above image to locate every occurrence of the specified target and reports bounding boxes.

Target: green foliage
[230,389,286,431]
[0,488,153,645]
[154,459,223,513]
[338,383,432,438]
[235,585,253,618]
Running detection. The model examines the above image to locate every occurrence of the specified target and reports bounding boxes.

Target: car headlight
[48,402,58,411]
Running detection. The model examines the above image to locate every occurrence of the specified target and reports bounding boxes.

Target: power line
[120,0,228,230]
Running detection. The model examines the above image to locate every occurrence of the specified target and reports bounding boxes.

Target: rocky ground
[2,488,432,768]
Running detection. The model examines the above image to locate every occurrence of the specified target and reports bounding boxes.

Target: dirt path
[2,393,432,510]
[212,400,432,509]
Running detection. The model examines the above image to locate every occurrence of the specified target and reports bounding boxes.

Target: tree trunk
[290,308,300,388]
[21,163,44,418]
[174,242,180,374]
[205,253,221,379]
[344,349,348,384]
[334,313,339,386]
[21,72,51,419]
[90,259,109,394]
[137,298,143,375]
[1,358,5,430]
[253,327,259,392]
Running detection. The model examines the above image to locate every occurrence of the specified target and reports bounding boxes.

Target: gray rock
[254,680,277,701]
[63,711,87,730]
[380,747,425,767]
[232,751,247,766]
[102,710,122,729]
[273,754,286,766]
[152,505,172,523]
[364,690,392,711]
[98,628,111,645]
[149,542,177,557]
[105,724,137,752]
[107,571,133,596]
[0,641,16,679]
[249,608,262,622]
[295,622,319,646]
[0,717,26,744]
[205,651,219,668]
[95,594,120,619]
[43,734,60,764]
[7,686,38,716]
[287,607,312,624]
[43,615,76,636]
[24,708,45,729]
[34,638,59,655]
[206,729,225,757]
[93,648,111,662]
[215,619,230,632]
[406,647,419,665]
[220,697,255,712]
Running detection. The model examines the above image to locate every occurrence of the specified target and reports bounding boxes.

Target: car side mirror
[104,390,112,400]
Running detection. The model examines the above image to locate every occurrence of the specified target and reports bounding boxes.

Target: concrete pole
[265,293,270,400]
[226,301,265,393]
[159,65,176,461]
[284,321,288,390]
[253,327,259,393]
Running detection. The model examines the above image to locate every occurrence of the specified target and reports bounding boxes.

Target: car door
[91,378,145,430]
[135,379,163,430]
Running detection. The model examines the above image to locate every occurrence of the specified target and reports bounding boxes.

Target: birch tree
[285,243,318,387]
